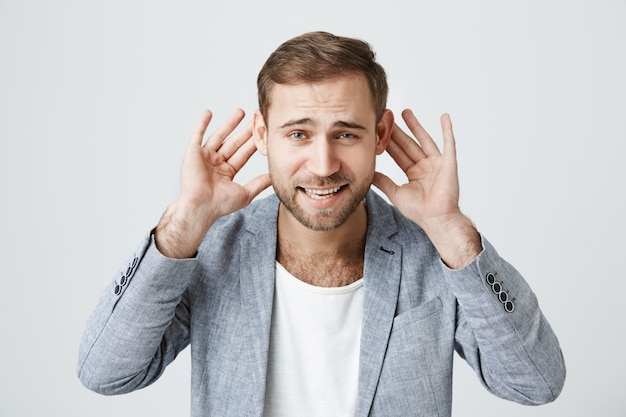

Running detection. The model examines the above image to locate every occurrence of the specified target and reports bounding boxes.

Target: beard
[270,170,372,232]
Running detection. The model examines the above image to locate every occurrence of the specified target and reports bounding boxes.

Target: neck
[276,202,368,287]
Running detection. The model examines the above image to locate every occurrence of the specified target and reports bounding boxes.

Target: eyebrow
[278,118,367,130]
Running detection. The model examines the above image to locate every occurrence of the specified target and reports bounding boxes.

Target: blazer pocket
[392,297,443,331]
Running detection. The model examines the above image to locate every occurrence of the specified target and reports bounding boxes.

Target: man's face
[254,74,391,231]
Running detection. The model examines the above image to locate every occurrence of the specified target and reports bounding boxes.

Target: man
[78,31,565,416]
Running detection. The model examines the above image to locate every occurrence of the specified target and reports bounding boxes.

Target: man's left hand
[373,109,482,269]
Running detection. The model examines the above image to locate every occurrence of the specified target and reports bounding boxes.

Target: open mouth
[300,185,344,200]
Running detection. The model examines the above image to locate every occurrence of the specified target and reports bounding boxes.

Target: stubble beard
[270,170,372,232]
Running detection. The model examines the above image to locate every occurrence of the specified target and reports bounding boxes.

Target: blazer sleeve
[443,236,566,405]
[77,232,197,395]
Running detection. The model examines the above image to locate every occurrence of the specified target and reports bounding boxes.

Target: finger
[372,171,398,202]
[217,121,254,161]
[390,123,427,164]
[242,173,272,204]
[402,109,441,156]
[386,130,419,173]
[204,108,246,150]
[440,113,457,159]
[227,135,258,172]
[191,109,213,146]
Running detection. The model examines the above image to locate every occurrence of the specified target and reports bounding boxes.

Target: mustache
[295,173,353,187]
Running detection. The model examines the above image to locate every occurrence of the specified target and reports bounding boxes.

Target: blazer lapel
[239,197,279,415]
[357,192,402,417]
[234,192,402,416]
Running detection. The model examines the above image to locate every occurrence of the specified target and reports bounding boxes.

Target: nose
[305,137,340,177]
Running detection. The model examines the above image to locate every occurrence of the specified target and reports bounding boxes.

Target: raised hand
[156,109,271,258]
[374,110,460,227]
[373,109,481,269]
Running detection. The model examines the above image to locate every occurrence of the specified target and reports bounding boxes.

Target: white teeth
[304,186,341,199]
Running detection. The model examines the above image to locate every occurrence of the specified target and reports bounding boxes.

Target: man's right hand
[155,109,271,258]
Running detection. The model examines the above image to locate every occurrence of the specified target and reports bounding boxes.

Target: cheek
[267,150,300,179]
[345,149,377,173]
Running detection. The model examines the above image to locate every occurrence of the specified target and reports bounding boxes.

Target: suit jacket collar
[240,191,402,416]
[358,191,402,416]
[239,195,279,414]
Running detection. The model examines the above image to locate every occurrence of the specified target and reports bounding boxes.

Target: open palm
[374,109,461,230]
[180,109,271,224]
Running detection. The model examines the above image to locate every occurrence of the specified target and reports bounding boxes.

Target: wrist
[421,212,482,270]
[154,201,216,259]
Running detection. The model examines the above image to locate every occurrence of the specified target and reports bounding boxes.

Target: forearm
[77,234,195,394]
[421,212,482,269]
[445,237,566,404]
[155,200,218,259]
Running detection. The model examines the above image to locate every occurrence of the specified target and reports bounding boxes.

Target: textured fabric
[263,262,363,416]
[77,191,566,417]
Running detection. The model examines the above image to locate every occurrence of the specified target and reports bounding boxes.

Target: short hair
[257,31,388,123]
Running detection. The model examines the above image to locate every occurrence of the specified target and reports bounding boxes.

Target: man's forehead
[265,75,376,125]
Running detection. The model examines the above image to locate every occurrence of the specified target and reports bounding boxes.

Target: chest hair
[277,238,365,287]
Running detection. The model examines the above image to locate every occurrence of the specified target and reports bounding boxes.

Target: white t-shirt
[263,262,364,417]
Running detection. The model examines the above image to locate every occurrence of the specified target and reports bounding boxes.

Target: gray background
[1,0,624,415]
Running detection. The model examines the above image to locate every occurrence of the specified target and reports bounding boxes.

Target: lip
[302,186,342,199]
[297,185,346,206]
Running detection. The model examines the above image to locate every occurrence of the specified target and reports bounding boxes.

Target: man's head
[254,32,393,233]
[257,31,388,124]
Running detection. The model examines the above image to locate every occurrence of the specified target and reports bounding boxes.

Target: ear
[375,109,394,155]
[253,110,268,156]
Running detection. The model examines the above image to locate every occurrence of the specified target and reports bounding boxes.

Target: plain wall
[1,0,625,415]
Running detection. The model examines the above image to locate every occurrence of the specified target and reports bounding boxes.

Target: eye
[289,131,306,140]
[338,132,356,139]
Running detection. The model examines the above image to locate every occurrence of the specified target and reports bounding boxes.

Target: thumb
[243,173,272,204]
[372,172,397,202]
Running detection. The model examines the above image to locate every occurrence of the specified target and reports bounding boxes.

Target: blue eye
[338,133,355,139]
[290,132,305,140]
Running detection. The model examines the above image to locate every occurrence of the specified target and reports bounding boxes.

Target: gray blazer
[78,191,565,416]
